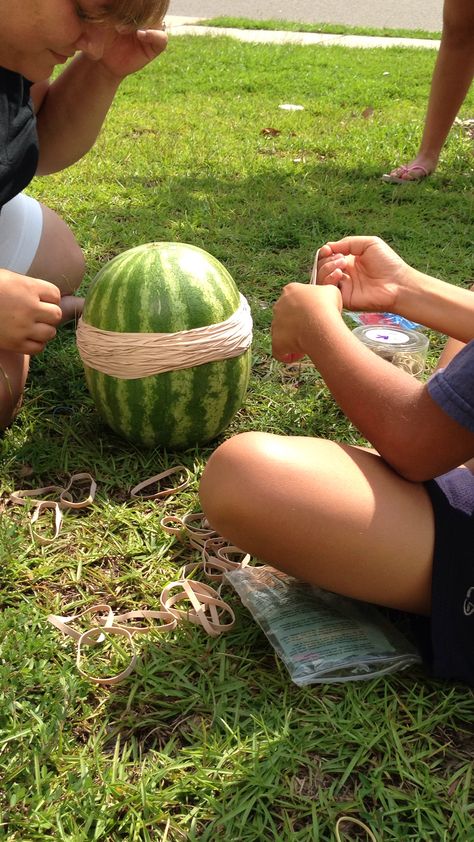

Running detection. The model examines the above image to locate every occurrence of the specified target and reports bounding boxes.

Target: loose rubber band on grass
[335,816,378,841]
[130,465,191,500]
[9,473,97,544]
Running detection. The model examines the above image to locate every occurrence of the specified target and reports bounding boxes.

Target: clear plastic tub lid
[353,324,429,353]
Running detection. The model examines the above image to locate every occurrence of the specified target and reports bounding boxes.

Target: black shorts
[418,468,474,686]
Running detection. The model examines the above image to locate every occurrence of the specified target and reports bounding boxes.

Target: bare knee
[50,234,86,296]
[200,432,270,533]
[28,205,86,295]
[58,238,86,295]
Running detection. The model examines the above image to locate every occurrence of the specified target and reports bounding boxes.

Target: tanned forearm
[34,54,121,174]
[301,309,422,456]
[395,268,474,344]
[300,309,473,480]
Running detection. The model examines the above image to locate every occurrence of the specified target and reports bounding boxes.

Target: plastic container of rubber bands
[353,324,429,379]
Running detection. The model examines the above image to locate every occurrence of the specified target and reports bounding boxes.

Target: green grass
[200,17,441,41]
[1,35,474,840]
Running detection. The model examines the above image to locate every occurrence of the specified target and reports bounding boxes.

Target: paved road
[168,0,443,32]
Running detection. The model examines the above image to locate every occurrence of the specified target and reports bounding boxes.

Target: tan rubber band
[178,555,230,581]
[130,466,191,500]
[182,512,219,550]
[60,473,97,509]
[47,603,115,642]
[48,604,178,686]
[160,514,189,540]
[43,495,253,684]
[9,484,65,506]
[77,625,137,686]
[112,609,178,635]
[215,545,251,567]
[9,473,96,545]
[48,583,233,683]
[10,473,96,511]
[160,579,235,638]
[335,816,378,841]
[310,247,321,285]
[181,539,251,582]
[76,294,252,379]
[30,500,63,546]
[162,510,250,580]
[160,511,220,550]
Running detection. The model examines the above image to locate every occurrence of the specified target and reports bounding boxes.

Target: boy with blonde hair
[0,0,169,426]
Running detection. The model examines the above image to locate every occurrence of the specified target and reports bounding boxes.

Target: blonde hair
[94,0,170,28]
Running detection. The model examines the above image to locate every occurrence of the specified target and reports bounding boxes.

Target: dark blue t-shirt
[0,67,39,210]
[428,339,474,435]
[428,339,474,515]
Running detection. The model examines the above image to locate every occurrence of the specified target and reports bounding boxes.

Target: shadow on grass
[1,158,473,840]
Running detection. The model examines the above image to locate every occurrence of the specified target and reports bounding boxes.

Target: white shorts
[0,193,43,274]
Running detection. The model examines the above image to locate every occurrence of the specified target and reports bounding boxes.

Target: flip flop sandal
[381,164,430,184]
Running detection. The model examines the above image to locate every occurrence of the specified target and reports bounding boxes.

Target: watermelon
[78,242,252,449]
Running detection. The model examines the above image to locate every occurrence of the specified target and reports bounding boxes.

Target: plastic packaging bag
[344,310,422,331]
[225,566,421,685]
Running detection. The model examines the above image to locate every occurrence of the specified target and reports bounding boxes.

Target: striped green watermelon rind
[85,351,251,449]
[83,242,241,333]
[81,243,251,449]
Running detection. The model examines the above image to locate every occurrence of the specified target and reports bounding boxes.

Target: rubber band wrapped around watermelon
[76,242,253,449]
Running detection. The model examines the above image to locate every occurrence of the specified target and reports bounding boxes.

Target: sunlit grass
[1,35,473,840]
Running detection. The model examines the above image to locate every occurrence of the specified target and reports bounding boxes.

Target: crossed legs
[200,433,435,616]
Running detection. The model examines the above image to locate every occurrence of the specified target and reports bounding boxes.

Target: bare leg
[436,336,466,369]
[28,203,86,323]
[0,204,86,428]
[0,352,29,429]
[433,286,474,470]
[200,433,435,615]
[385,0,474,181]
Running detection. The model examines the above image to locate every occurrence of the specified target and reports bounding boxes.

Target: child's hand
[316,236,410,313]
[95,27,168,81]
[0,272,62,355]
[272,283,342,362]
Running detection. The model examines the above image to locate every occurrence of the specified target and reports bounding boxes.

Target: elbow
[383,455,429,484]
[375,430,433,484]
[394,463,433,484]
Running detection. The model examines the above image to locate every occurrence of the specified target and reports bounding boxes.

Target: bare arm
[32,55,120,174]
[272,283,474,482]
[31,28,167,175]
[318,237,474,344]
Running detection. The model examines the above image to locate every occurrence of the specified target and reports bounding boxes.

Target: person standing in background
[383,0,474,183]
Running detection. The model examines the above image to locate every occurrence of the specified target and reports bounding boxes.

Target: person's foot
[382,158,436,184]
[60,295,84,325]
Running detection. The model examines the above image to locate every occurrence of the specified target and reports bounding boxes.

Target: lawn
[200,18,442,41]
[1,33,473,841]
